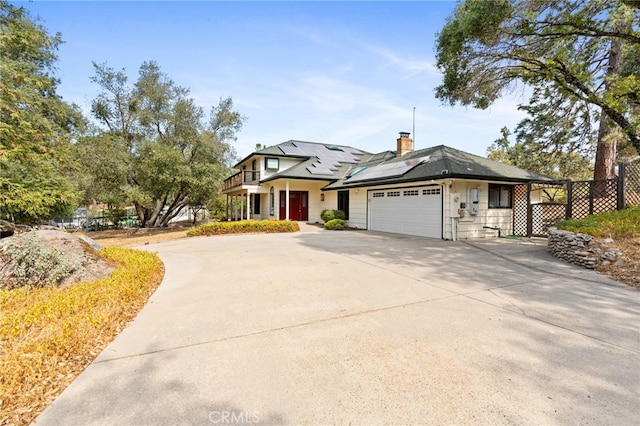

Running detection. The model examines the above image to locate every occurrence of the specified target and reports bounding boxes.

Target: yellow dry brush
[0,247,164,426]
[187,219,300,236]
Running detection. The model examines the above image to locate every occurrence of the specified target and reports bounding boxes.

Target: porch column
[246,191,251,220]
[285,181,290,220]
[226,195,229,221]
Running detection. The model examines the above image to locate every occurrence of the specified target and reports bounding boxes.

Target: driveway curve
[36,228,640,425]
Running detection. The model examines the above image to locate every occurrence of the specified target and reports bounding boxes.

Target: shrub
[320,209,345,223]
[325,219,345,230]
[187,220,300,236]
[0,247,163,425]
[0,233,80,289]
[556,206,640,238]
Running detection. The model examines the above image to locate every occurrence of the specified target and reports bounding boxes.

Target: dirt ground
[77,226,192,248]
[84,227,639,289]
[595,236,639,288]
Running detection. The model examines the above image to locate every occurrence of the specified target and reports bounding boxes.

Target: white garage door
[368,186,442,238]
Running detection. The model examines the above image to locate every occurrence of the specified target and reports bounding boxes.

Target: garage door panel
[369,186,442,238]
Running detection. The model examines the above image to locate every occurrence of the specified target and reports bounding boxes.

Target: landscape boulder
[0,220,15,239]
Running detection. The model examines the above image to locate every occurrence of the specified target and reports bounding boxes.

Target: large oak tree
[435,0,640,180]
[79,61,244,227]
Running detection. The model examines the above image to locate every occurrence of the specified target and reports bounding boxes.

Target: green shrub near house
[320,209,345,223]
[555,206,640,238]
[324,219,345,230]
[187,220,300,236]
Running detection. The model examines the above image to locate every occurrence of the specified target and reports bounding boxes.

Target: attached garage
[368,185,443,238]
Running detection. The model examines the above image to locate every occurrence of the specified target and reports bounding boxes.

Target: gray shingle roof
[233,140,551,188]
[324,145,551,189]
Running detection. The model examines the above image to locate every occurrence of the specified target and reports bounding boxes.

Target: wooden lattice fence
[622,157,640,207]
[513,158,640,237]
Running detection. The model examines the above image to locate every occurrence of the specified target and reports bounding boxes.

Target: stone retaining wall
[548,227,622,269]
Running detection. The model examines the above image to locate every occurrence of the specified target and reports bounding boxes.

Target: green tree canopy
[487,124,594,181]
[79,61,244,227]
[436,0,640,179]
[0,0,84,223]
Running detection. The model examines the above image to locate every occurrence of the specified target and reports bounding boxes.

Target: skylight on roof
[346,166,367,179]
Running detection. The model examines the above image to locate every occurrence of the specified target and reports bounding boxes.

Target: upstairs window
[489,184,512,208]
[265,157,279,170]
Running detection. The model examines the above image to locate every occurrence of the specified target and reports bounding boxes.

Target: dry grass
[0,248,164,425]
[77,226,191,247]
[596,236,640,289]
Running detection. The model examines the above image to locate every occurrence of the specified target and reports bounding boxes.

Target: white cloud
[365,44,439,79]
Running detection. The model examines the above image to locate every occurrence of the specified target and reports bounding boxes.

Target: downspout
[452,217,457,241]
[441,181,456,241]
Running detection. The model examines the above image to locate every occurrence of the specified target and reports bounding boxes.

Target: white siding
[443,180,514,240]
[306,181,332,223]
[347,190,368,229]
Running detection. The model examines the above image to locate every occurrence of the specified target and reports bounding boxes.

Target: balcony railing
[222,170,261,192]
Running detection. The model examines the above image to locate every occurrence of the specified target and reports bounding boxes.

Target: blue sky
[17,0,529,159]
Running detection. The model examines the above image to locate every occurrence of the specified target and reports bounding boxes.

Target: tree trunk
[135,203,148,228]
[146,199,165,228]
[593,11,627,180]
[593,112,618,180]
[156,194,187,227]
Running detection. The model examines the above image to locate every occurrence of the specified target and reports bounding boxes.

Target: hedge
[187,220,300,236]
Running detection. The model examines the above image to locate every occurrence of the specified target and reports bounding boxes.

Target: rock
[77,234,104,251]
[548,228,624,273]
[601,248,622,262]
[0,219,15,239]
[36,224,60,231]
[613,259,625,267]
[0,230,114,289]
[602,237,614,244]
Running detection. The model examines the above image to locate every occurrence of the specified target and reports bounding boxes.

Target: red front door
[279,191,308,221]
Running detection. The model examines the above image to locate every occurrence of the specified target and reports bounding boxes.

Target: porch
[222,170,261,192]
[223,179,313,222]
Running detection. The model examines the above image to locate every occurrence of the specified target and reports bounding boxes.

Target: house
[222,132,551,240]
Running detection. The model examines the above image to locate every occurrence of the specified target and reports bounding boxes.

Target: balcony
[222,170,261,192]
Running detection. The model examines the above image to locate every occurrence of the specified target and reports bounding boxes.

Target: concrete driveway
[36,227,640,425]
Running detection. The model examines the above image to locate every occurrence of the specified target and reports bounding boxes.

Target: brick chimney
[396,132,413,157]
